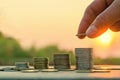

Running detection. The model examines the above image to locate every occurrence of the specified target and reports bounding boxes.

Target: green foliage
[0,32,30,65]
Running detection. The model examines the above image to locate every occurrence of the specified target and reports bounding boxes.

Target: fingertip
[86,25,98,38]
[86,25,108,38]
[110,21,120,32]
[86,35,97,38]
[78,36,86,39]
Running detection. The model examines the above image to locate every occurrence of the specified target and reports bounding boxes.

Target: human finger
[86,0,120,38]
[77,0,109,39]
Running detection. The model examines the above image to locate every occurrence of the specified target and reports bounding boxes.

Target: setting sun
[95,30,115,46]
[99,31,112,44]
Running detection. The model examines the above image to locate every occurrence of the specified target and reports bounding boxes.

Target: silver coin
[76,33,86,37]
[41,69,58,72]
[21,69,40,73]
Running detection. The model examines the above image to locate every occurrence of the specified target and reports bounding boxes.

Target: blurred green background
[0,32,120,66]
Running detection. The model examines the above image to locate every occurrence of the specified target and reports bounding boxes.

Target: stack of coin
[15,62,29,71]
[1,67,14,72]
[33,57,49,69]
[54,54,70,70]
[75,48,93,70]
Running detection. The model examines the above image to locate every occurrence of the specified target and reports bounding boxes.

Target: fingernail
[86,25,98,37]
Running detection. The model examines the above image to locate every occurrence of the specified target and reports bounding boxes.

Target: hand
[77,0,120,39]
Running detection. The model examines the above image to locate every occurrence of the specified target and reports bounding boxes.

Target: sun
[95,30,115,46]
[99,32,112,44]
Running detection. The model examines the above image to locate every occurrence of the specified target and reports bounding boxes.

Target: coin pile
[33,57,49,69]
[54,54,70,70]
[15,62,29,71]
[41,69,58,72]
[21,69,40,73]
[75,48,93,70]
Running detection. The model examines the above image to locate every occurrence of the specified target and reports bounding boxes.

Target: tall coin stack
[33,57,49,69]
[75,48,93,70]
[54,54,70,70]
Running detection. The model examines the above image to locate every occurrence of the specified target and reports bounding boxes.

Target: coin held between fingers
[76,33,86,38]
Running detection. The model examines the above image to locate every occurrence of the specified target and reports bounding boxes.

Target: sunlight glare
[95,30,115,46]
[99,32,111,44]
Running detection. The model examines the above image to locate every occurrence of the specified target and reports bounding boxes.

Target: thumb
[86,0,120,38]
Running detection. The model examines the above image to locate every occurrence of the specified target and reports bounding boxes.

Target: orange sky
[0,0,120,58]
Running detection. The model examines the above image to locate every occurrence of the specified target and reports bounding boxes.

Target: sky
[0,0,120,58]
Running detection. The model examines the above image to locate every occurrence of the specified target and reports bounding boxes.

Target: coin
[41,69,58,72]
[15,62,29,71]
[21,69,39,73]
[54,54,71,70]
[76,70,110,73]
[76,70,92,73]
[76,33,86,37]
[58,69,75,71]
[1,67,15,72]
[75,48,93,70]
[33,57,49,69]
[93,70,110,73]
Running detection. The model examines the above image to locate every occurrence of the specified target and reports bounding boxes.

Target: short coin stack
[15,62,29,71]
[75,48,93,70]
[33,57,49,69]
[54,54,70,70]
